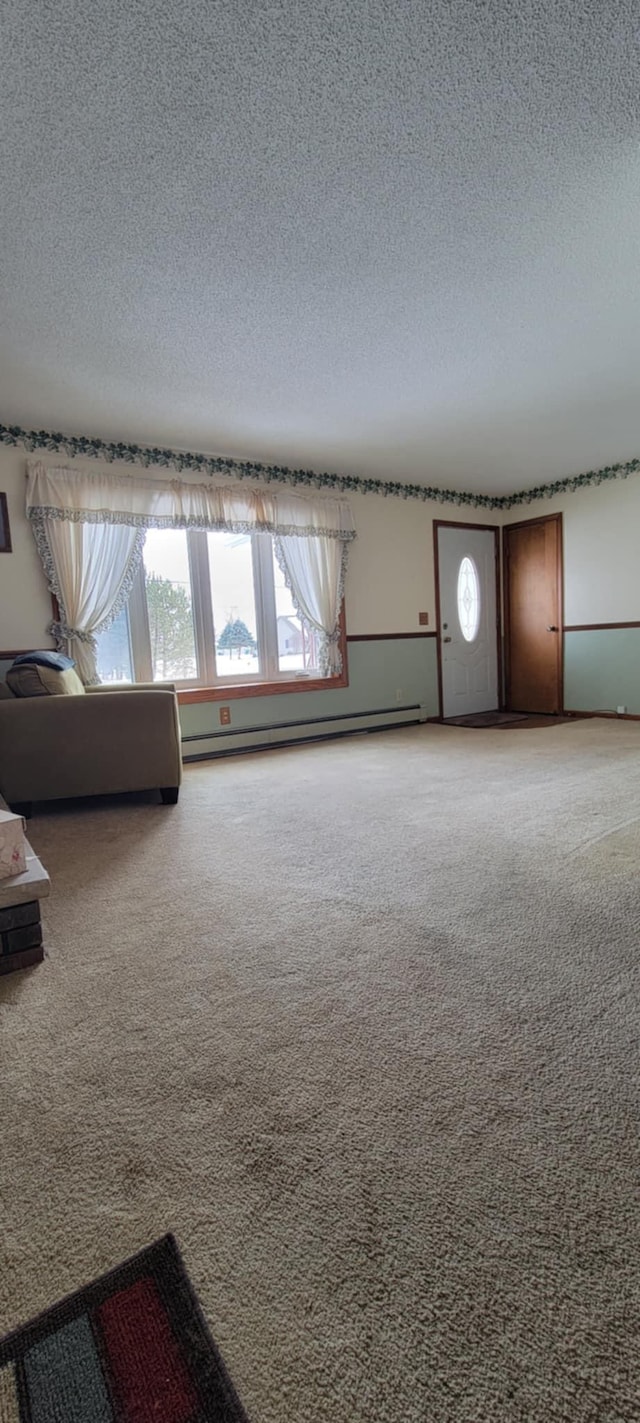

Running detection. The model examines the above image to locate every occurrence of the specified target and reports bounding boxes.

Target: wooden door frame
[433,520,502,721]
[502,511,564,713]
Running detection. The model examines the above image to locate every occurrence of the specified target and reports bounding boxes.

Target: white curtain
[275,534,347,675]
[33,516,145,684]
[26,462,356,682]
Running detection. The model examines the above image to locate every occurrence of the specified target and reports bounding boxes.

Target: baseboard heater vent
[182,704,424,761]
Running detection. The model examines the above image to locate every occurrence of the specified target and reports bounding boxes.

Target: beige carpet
[1,719,639,1421]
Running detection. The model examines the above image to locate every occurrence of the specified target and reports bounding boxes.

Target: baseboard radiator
[182,704,426,761]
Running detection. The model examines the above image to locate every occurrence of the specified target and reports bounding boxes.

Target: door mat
[443,711,530,727]
[0,1234,249,1421]
[443,713,572,729]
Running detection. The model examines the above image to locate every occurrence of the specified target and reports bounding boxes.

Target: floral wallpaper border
[1,421,639,511]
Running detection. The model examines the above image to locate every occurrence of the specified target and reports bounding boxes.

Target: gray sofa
[0,682,182,814]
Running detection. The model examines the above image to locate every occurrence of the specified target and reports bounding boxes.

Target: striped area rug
[0,1235,249,1421]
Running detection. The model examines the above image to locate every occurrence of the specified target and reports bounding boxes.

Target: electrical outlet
[617,705,627,715]
[396,689,404,703]
[418,611,429,625]
[219,706,231,725]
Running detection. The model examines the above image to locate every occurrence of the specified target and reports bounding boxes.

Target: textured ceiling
[1,1,640,496]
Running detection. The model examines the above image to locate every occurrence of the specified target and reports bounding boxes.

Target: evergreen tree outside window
[216,618,258,659]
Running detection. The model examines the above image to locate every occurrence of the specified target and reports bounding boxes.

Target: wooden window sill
[178,670,348,704]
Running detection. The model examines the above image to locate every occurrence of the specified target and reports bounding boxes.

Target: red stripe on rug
[96,1276,198,1422]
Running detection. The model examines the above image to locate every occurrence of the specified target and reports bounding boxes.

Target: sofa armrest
[0,689,182,804]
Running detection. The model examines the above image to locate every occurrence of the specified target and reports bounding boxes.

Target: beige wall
[3,437,640,655]
[345,491,486,634]
[0,446,52,648]
[502,475,640,625]
[0,445,487,649]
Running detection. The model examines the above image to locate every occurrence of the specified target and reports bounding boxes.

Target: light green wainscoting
[564,628,640,714]
[179,636,439,759]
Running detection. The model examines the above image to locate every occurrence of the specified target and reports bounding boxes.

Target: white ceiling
[2,1,640,496]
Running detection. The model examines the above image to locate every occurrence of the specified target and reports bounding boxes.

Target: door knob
[547,625,558,632]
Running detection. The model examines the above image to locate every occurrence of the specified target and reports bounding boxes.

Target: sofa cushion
[6,663,86,697]
[13,650,76,672]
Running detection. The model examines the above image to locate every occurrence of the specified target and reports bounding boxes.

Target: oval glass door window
[457,556,481,641]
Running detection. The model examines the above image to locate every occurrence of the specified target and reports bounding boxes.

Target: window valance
[26,463,356,541]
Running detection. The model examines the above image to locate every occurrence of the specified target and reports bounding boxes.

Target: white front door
[437,524,499,717]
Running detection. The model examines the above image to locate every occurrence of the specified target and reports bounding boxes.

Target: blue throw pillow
[13,650,76,672]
